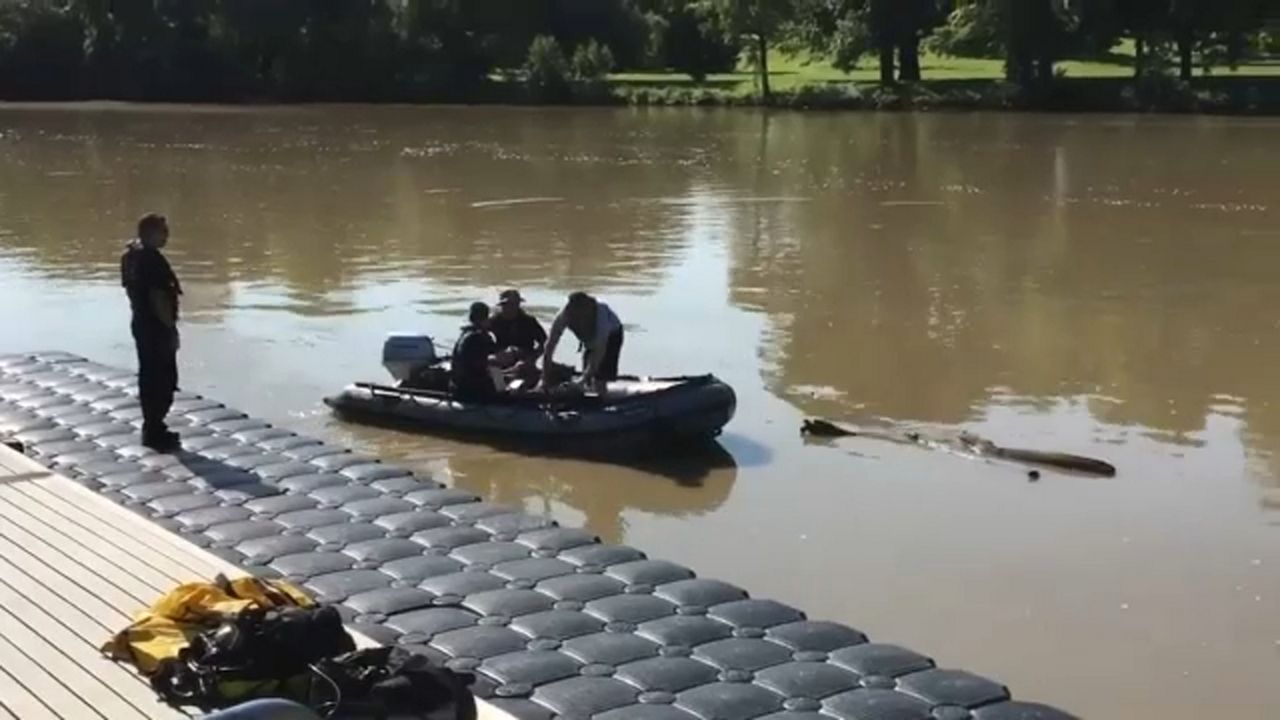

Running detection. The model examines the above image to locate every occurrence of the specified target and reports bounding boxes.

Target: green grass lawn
[610,48,1280,96]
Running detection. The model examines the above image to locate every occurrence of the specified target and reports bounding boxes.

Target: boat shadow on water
[329,417,770,544]
[615,433,762,487]
[443,433,757,545]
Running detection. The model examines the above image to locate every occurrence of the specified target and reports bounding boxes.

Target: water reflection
[723,112,1280,487]
[449,444,740,545]
[3,105,1279,489]
[340,423,742,545]
[0,105,715,292]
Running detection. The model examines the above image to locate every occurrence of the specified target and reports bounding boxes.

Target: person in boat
[489,289,546,383]
[451,301,513,400]
[541,291,624,391]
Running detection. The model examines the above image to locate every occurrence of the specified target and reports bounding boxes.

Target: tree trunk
[1036,54,1054,86]
[879,42,896,86]
[898,38,921,82]
[1177,34,1193,81]
[1226,30,1244,69]
[1017,55,1035,86]
[756,33,770,101]
[1006,47,1033,86]
[1134,36,1145,78]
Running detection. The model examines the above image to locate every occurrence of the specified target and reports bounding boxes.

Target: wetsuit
[450,324,499,400]
[121,241,181,445]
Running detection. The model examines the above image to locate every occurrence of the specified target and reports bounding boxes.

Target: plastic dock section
[0,352,1074,720]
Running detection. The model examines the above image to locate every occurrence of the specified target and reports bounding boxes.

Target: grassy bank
[595,50,1280,114]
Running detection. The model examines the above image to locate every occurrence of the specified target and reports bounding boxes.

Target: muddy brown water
[1,104,1277,719]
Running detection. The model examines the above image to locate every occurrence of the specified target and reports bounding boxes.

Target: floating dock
[0,351,1073,720]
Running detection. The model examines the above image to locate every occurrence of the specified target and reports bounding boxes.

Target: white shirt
[593,302,622,340]
[545,301,622,378]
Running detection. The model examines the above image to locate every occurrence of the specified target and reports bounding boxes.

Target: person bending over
[540,291,623,391]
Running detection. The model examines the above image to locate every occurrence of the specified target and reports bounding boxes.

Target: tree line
[0,0,1277,102]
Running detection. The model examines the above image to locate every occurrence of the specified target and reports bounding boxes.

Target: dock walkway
[0,442,513,719]
[0,351,1072,720]
[0,445,191,719]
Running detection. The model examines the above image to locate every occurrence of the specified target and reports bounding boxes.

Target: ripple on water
[788,384,847,402]
[470,197,565,209]
[1191,202,1269,213]
[1209,394,1248,419]
[645,195,811,207]
[1140,428,1208,449]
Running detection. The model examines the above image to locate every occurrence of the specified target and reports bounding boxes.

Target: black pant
[132,322,177,438]
[585,328,624,381]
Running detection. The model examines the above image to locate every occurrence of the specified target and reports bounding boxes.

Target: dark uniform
[450,324,498,401]
[121,241,181,445]
[490,311,547,359]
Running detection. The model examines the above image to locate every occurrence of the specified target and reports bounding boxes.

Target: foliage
[663,2,741,80]
[1263,28,1280,54]
[717,0,799,97]
[0,1,86,99]
[1077,0,1277,79]
[574,39,617,79]
[927,2,1005,59]
[0,0,1276,103]
[511,0,648,71]
[787,0,943,83]
[524,34,573,101]
[786,0,872,72]
[827,13,875,71]
[1003,0,1076,87]
[641,11,670,69]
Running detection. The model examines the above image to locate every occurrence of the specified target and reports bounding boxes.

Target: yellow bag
[104,574,313,674]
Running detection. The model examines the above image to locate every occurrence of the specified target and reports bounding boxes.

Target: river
[1,104,1277,719]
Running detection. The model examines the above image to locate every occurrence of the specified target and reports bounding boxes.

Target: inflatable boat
[324,334,736,450]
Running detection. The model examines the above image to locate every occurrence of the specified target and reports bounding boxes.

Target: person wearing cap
[489,289,547,364]
[541,291,624,391]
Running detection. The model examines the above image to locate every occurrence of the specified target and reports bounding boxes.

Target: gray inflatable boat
[323,334,736,450]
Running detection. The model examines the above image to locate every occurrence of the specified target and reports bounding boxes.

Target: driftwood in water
[801,418,1117,478]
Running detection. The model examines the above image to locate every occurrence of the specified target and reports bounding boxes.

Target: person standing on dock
[121,213,182,451]
[541,291,624,391]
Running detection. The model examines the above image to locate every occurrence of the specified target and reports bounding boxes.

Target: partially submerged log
[802,418,1117,478]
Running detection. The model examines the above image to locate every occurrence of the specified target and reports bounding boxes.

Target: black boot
[142,426,179,452]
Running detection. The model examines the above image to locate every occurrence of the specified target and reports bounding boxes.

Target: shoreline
[4,76,1280,116]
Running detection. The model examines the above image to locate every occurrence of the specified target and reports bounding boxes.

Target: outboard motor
[382,334,438,384]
